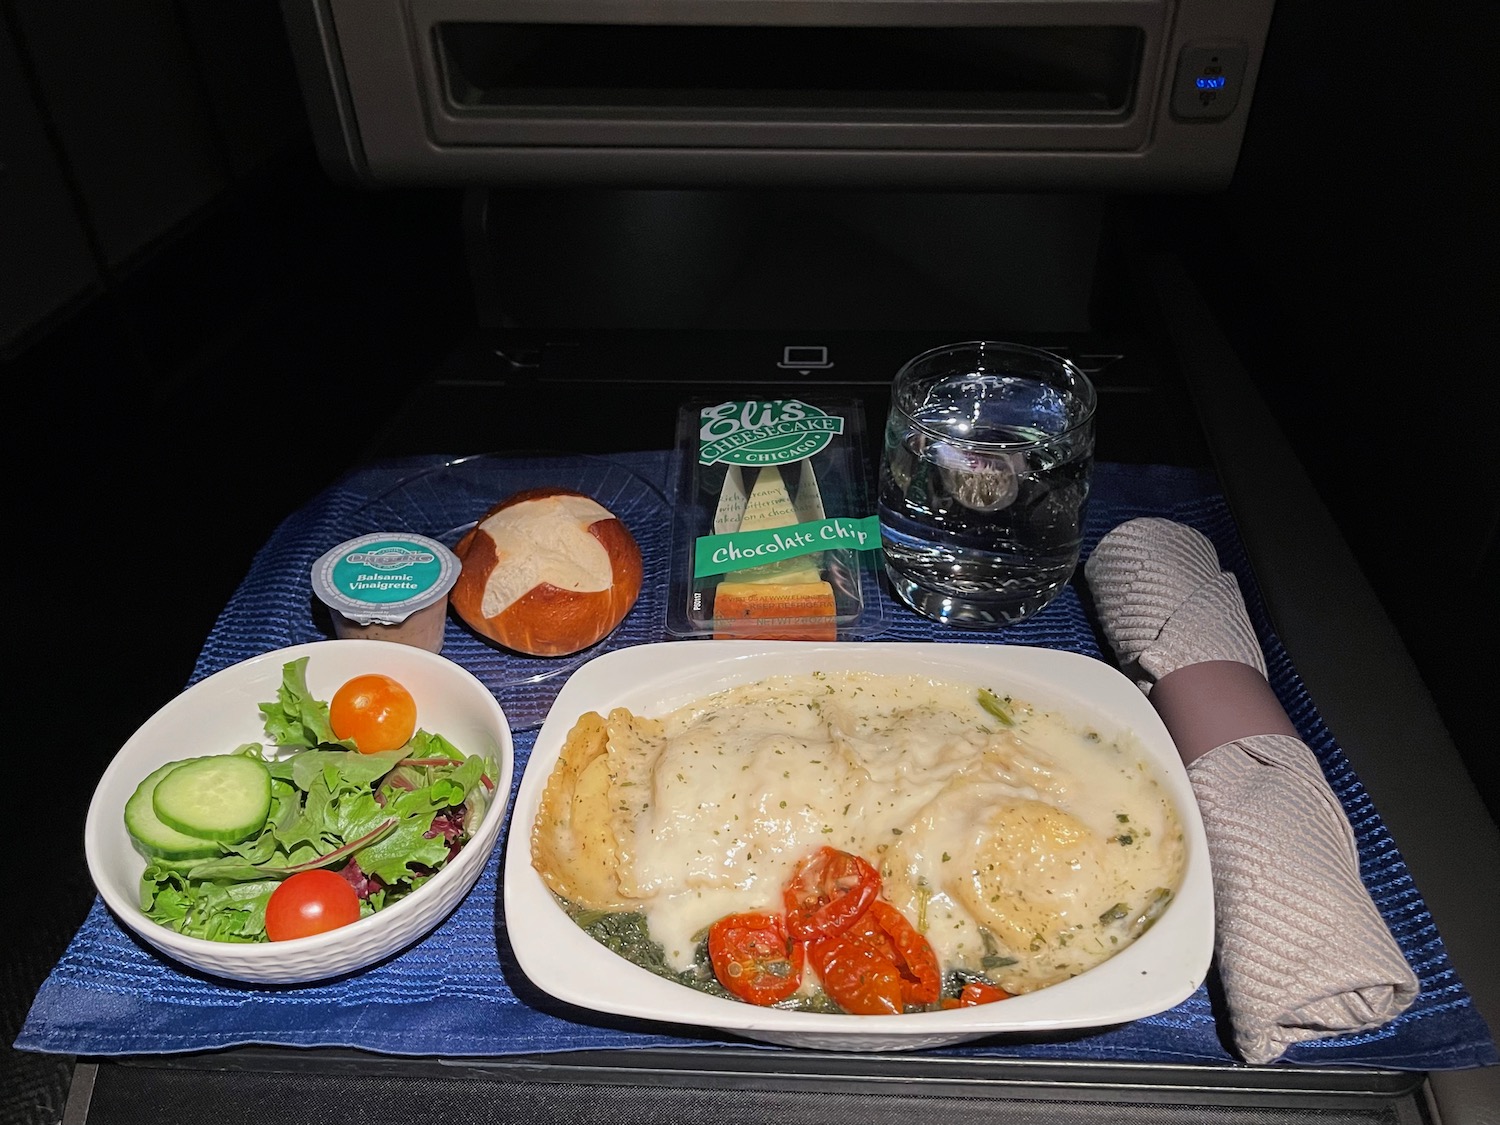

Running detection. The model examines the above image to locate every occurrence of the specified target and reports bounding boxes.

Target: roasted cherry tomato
[707,912,804,1006]
[264,869,362,941]
[329,674,417,754]
[942,980,1013,1009]
[806,931,904,1015]
[858,900,942,1005]
[809,899,941,1011]
[782,846,881,941]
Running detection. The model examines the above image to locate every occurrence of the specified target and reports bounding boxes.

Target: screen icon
[777,345,835,370]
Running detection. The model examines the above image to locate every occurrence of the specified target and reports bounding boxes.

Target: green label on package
[694,515,883,578]
[699,400,845,466]
[330,539,444,605]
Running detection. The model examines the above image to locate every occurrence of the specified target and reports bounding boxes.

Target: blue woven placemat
[15,453,1497,1071]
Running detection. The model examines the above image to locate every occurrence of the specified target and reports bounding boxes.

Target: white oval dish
[85,640,514,985]
[504,640,1213,1052]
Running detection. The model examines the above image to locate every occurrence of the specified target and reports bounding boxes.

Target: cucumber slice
[125,760,224,860]
[151,754,272,844]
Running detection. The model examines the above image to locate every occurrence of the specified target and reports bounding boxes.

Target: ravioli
[951,799,1110,946]
[530,711,632,910]
[601,707,668,899]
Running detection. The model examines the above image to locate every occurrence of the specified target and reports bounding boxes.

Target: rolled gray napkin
[1084,516,1419,1065]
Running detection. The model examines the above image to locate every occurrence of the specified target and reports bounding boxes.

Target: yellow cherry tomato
[329,674,417,754]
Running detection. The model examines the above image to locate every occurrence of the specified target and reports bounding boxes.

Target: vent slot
[437,23,1143,118]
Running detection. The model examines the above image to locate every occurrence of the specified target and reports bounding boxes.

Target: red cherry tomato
[858,900,942,1006]
[329,674,417,754]
[264,869,362,941]
[806,931,905,1015]
[942,980,1013,1009]
[782,846,881,941]
[707,912,805,1006]
[808,900,942,1013]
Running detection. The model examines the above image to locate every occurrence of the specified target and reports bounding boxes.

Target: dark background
[3,2,1495,1123]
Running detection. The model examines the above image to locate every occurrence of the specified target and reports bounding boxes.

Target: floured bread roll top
[452,487,643,656]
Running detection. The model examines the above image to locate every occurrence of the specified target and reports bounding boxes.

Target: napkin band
[1151,660,1301,764]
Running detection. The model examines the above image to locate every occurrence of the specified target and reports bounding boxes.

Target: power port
[1171,44,1248,121]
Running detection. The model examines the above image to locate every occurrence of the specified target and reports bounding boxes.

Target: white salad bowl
[504,640,1213,1052]
[85,639,514,984]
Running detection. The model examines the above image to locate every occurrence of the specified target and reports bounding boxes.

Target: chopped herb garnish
[978,689,1015,726]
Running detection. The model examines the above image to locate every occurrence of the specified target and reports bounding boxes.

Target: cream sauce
[607,671,1185,995]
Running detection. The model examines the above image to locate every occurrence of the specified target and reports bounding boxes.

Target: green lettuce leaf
[257,656,353,750]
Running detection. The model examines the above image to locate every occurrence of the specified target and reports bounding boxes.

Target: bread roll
[451,487,643,657]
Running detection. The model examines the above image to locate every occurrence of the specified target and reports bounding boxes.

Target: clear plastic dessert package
[666,396,887,640]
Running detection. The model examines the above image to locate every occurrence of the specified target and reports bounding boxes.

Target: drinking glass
[877,341,1097,627]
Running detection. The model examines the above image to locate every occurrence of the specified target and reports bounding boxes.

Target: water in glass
[878,372,1094,627]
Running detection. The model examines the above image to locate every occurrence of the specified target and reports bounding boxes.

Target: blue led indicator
[1196,76,1227,89]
